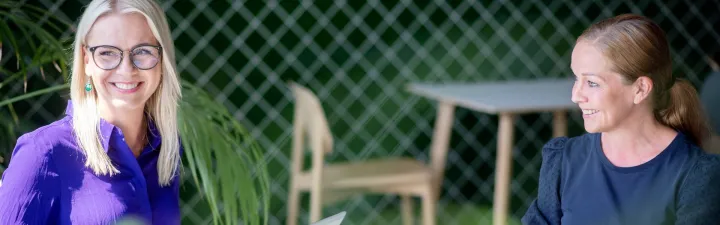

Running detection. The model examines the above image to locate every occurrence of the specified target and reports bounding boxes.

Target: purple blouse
[0,101,181,225]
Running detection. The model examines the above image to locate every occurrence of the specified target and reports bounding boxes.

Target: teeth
[583,109,599,115]
[114,83,138,90]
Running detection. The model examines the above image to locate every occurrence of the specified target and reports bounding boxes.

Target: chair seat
[295,157,432,190]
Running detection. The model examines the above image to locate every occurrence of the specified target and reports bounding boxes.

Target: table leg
[553,110,567,138]
[430,101,455,201]
[493,113,515,225]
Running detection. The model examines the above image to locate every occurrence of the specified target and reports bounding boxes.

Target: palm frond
[0,2,72,125]
[178,80,271,225]
[0,2,71,91]
[0,18,23,71]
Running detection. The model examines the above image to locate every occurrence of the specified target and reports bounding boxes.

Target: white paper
[310,211,346,225]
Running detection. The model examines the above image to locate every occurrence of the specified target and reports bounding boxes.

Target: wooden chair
[286,82,439,225]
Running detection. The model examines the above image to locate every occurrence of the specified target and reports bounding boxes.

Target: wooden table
[407,78,576,225]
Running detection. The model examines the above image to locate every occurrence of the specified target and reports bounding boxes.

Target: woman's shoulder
[13,116,75,156]
[539,133,598,167]
[676,151,720,208]
[688,151,720,176]
[4,117,77,179]
[542,133,596,154]
[681,132,720,171]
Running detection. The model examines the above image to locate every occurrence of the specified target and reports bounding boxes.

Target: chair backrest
[288,82,334,156]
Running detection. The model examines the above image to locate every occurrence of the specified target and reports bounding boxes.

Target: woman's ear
[633,76,654,104]
[83,48,92,75]
[83,47,89,64]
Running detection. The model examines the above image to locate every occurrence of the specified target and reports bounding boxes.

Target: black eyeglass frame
[87,44,163,70]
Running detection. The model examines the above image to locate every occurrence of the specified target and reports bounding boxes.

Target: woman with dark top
[0,0,182,224]
[522,14,720,225]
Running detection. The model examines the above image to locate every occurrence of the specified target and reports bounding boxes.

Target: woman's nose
[571,82,586,103]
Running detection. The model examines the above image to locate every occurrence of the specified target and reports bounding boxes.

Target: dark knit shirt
[522,132,720,225]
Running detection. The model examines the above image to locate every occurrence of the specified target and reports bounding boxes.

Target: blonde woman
[0,0,182,224]
[522,14,720,225]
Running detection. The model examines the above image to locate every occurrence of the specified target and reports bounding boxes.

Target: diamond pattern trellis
[3,0,719,224]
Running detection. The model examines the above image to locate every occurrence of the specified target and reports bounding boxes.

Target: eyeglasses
[87,44,163,70]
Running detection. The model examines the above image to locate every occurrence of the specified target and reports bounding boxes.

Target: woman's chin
[583,122,602,133]
[107,98,147,110]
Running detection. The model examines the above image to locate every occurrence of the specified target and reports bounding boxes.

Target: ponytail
[656,78,710,146]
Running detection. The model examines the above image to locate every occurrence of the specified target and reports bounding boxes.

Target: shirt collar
[65,100,161,153]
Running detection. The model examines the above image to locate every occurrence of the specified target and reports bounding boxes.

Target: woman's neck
[601,111,677,167]
[98,102,147,157]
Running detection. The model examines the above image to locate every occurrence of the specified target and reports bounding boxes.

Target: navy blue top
[522,132,720,225]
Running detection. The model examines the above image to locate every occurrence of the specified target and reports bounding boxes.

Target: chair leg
[401,195,414,225]
[287,188,299,225]
[310,186,322,223]
[422,189,436,225]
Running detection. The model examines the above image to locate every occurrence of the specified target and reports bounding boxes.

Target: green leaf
[0,19,23,71]
[21,8,70,35]
[0,68,29,89]
[13,15,37,53]
[7,103,18,126]
[0,1,74,29]
[0,83,69,108]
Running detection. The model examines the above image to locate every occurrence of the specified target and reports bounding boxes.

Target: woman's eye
[133,49,151,55]
[100,51,118,56]
[587,80,599,87]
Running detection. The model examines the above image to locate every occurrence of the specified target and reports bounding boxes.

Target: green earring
[85,79,92,92]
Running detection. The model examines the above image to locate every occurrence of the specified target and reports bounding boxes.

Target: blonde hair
[578,14,710,146]
[70,0,181,186]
